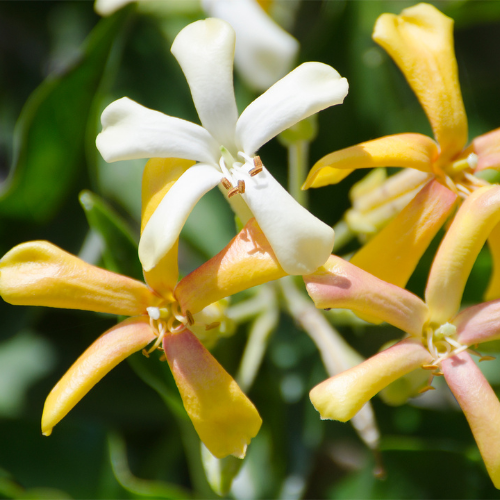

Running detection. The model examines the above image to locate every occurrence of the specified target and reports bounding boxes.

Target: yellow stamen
[479,355,496,362]
[422,364,439,370]
[221,177,232,190]
[205,322,221,331]
[418,386,436,394]
[186,310,195,326]
[228,186,240,198]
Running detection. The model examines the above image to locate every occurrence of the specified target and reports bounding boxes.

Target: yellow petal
[303,133,437,189]
[0,241,160,316]
[42,317,156,436]
[426,185,500,325]
[474,127,500,172]
[373,4,467,164]
[175,218,287,314]
[486,222,500,302]
[442,352,500,489]
[141,158,194,300]
[163,328,262,459]
[351,179,457,288]
[310,338,432,422]
[304,255,428,336]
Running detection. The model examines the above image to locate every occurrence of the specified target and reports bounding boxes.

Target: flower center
[418,321,495,393]
[218,147,263,198]
[437,153,489,199]
[143,303,222,359]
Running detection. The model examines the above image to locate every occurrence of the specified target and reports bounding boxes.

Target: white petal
[233,166,334,275]
[94,0,132,16]
[139,164,223,271]
[171,18,239,150]
[236,62,349,154]
[96,97,220,165]
[202,0,299,91]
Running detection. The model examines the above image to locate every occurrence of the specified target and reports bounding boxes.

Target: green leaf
[108,432,191,499]
[0,8,132,222]
[79,190,143,280]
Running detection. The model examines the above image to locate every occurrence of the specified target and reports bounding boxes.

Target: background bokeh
[1,1,500,498]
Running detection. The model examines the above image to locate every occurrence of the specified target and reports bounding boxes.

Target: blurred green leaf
[201,444,243,496]
[0,331,56,417]
[0,8,131,222]
[108,432,191,499]
[79,190,142,280]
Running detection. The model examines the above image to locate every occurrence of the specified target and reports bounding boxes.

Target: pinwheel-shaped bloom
[95,0,300,91]
[304,185,500,488]
[97,18,348,275]
[0,158,290,459]
[303,3,500,297]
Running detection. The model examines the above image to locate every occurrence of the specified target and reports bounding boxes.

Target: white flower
[94,0,299,91]
[96,18,348,275]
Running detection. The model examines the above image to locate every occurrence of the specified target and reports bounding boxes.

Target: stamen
[237,180,245,194]
[147,307,161,321]
[432,371,444,377]
[467,153,478,170]
[221,177,232,190]
[186,310,195,326]
[205,322,221,331]
[249,156,263,176]
[479,355,496,362]
[419,386,436,394]
[142,349,150,358]
[228,186,240,198]
[159,354,166,362]
[422,364,439,370]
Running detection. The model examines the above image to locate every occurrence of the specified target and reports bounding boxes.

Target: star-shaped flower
[304,184,500,489]
[0,158,289,459]
[303,3,500,296]
[96,18,348,275]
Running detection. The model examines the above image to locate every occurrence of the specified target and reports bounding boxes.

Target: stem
[331,219,355,251]
[279,277,380,452]
[288,140,309,207]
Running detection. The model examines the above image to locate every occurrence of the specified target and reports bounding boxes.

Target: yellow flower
[0,157,287,459]
[303,3,500,298]
[304,184,500,489]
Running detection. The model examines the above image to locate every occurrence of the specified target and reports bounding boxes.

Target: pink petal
[304,255,428,336]
[442,352,500,489]
[453,299,500,346]
[473,127,500,172]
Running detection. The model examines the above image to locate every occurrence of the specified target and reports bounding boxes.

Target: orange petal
[454,299,500,346]
[351,179,457,288]
[310,338,431,422]
[473,127,500,172]
[426,185,500,325]
[0,241,160,315]
[442,352,500,489]
[42,317,156,436]
[304,255,428,336]
[175,218,287,314]
[486,222,500,302]
[373,4,467,164]
[163,328,262,459]
[303,133,437,189]
[141,158,194,300]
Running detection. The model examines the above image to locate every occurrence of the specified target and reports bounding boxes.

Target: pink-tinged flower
[303,3,500,298]
[304,184,500,488]
[97,18,347,276]
[0,158,288,460]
